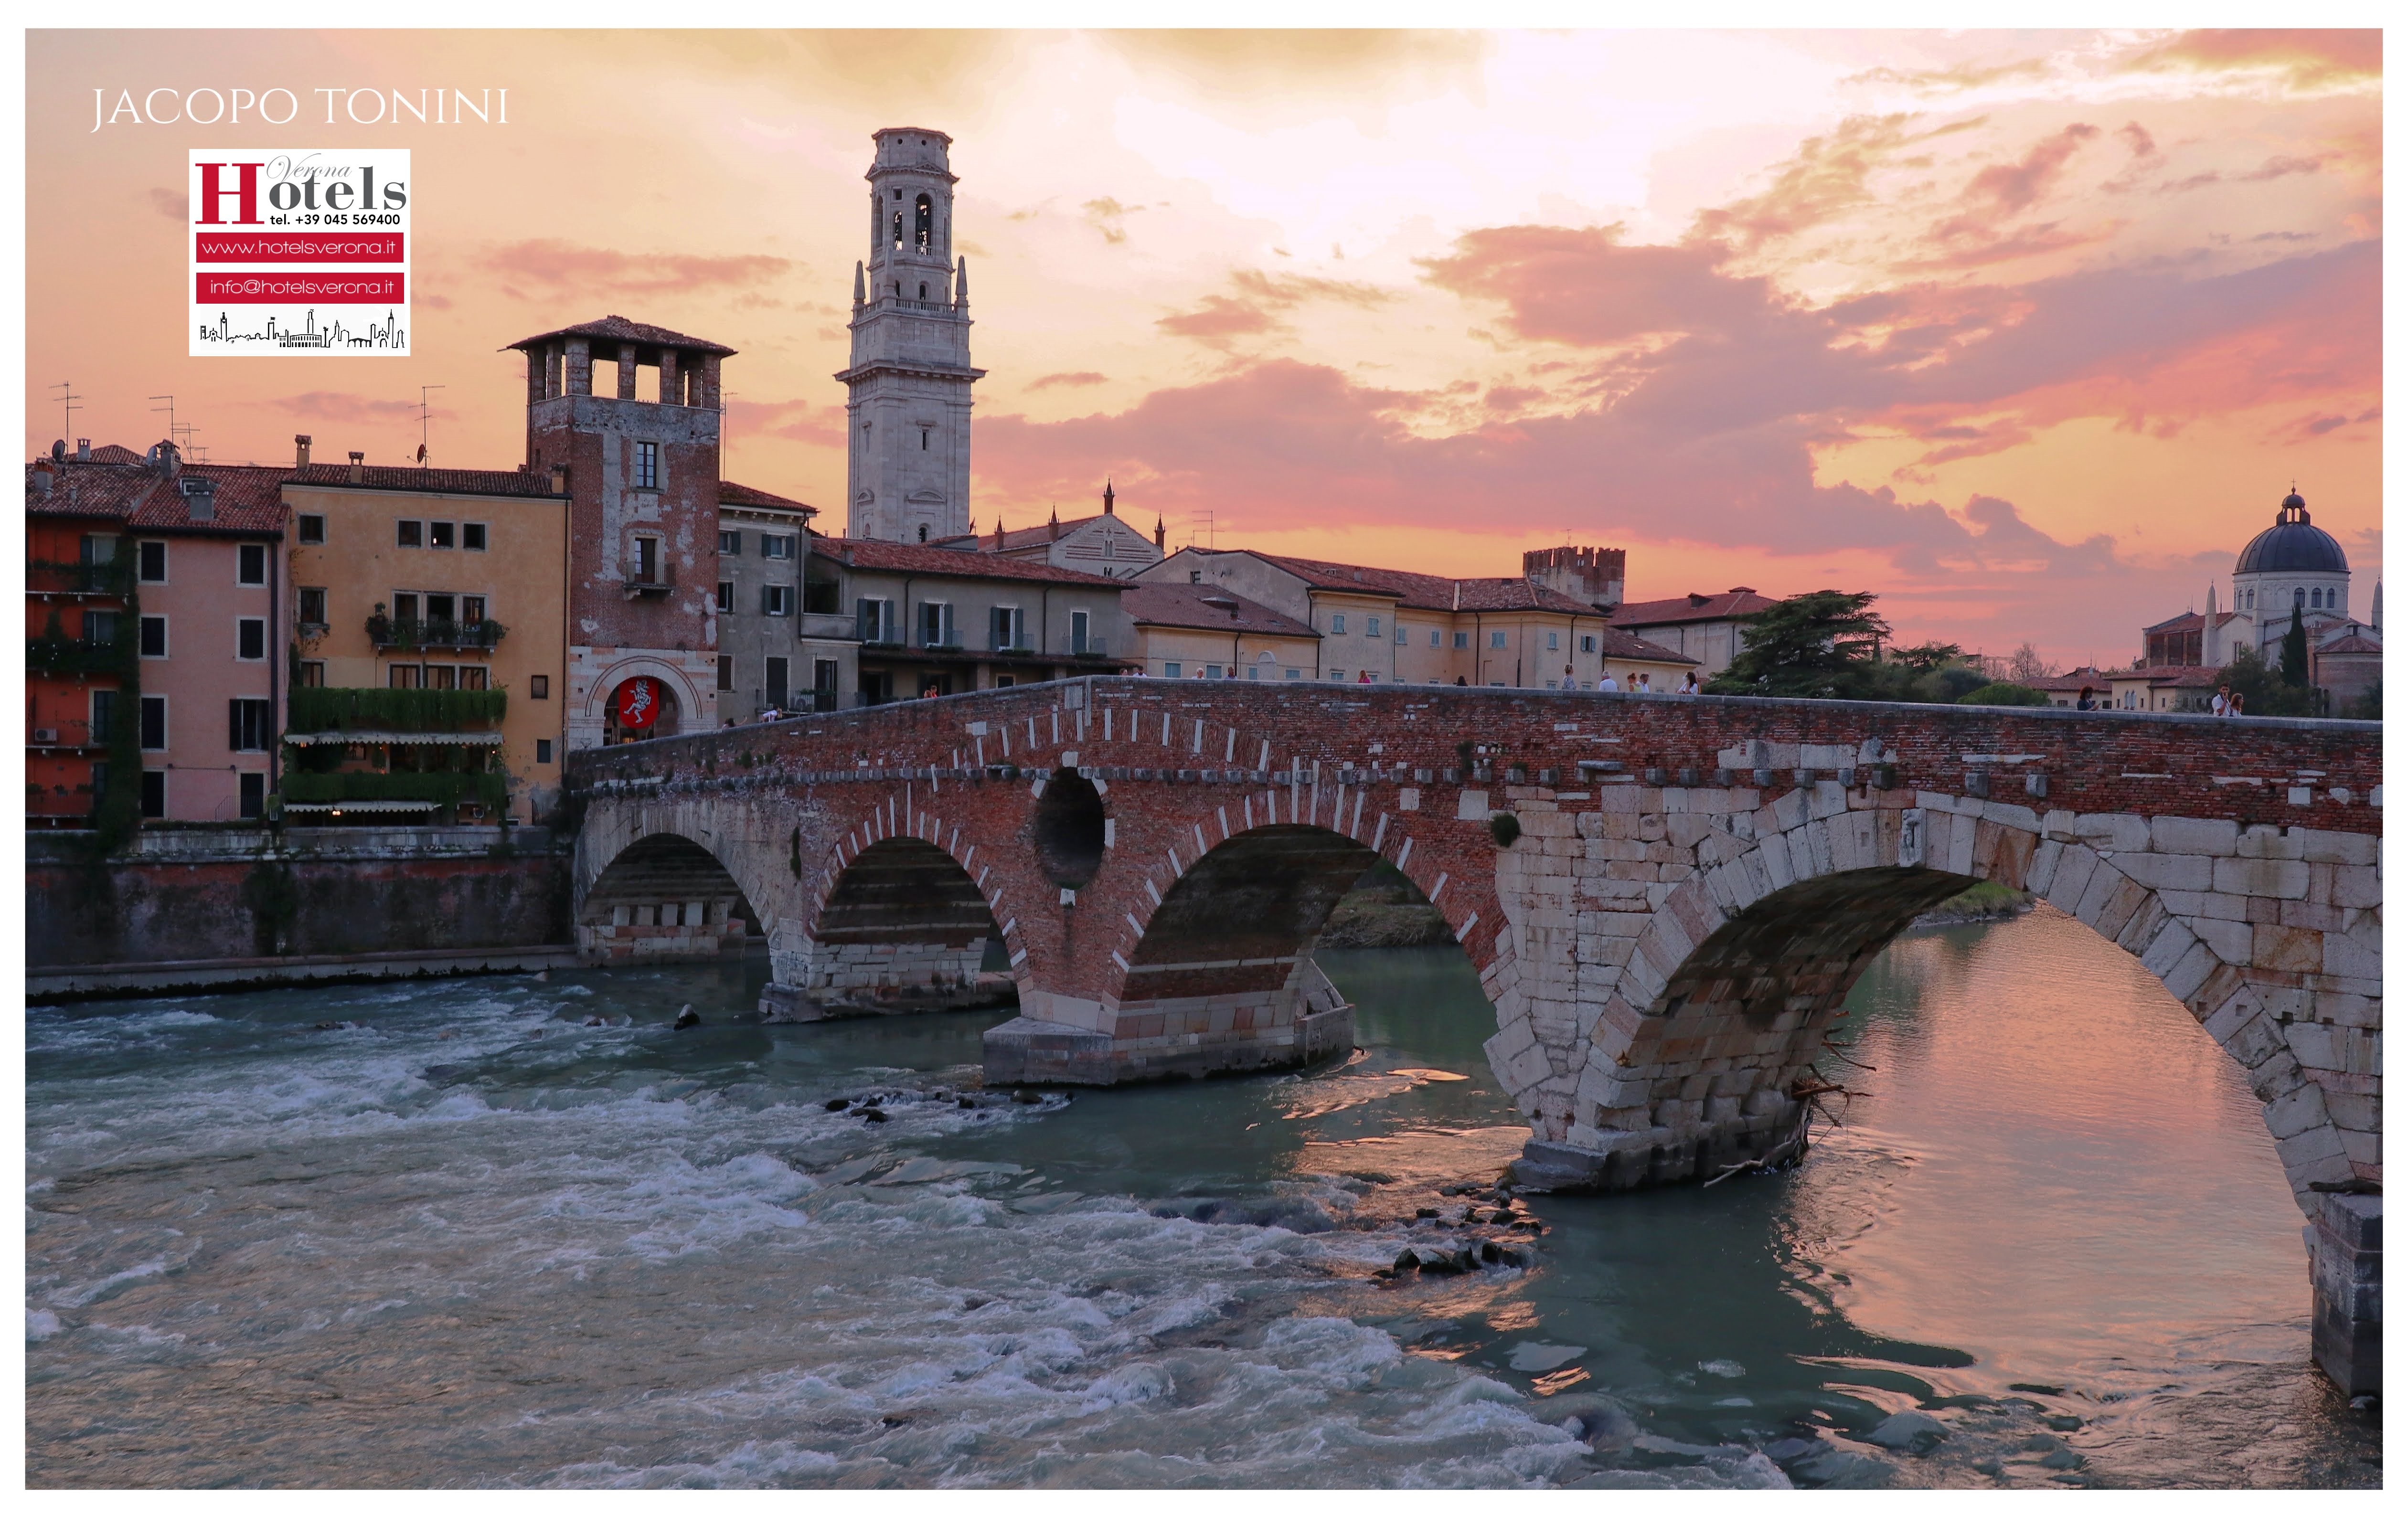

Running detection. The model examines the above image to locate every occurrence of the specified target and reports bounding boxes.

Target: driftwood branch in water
[1703,1158,1768,1188]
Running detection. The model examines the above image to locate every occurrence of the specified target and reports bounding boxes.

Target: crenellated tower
[837,127,984,543]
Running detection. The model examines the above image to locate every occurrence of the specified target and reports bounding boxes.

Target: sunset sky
[25,28,2382,667]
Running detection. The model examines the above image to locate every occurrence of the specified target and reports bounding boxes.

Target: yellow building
[280,441,569,824]
[1122,581,1320,680]
[1135,548,1697,689]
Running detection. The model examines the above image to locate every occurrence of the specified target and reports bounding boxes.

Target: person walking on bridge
[1560,664,1580,691]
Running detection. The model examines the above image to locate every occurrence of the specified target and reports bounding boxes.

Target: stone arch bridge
[566,680,2380,1390]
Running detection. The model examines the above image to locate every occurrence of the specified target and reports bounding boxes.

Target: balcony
[29,631,130,679]
[799,611,857,640]
[1069,637,1111,660]
[365,615,509,652]
[623,560,675,597]
[27,718,105,751]
[989,635,1035,655]
[27,559,137,599]
[279,769,509,817]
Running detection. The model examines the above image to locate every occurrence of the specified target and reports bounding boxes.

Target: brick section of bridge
[566,680,2382,1388]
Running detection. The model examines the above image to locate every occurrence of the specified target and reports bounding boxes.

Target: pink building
[27,445,290,822]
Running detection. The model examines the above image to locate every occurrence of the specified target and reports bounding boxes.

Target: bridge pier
[2311,1191,2382,1397]
[982,956,1354,1084]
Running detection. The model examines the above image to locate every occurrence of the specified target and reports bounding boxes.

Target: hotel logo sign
[188,148,410,356]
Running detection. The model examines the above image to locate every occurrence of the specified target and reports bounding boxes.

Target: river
[25,904,2379,1488]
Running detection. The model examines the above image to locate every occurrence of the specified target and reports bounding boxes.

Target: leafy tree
[2344,680,2381,720]
[1707,591,1891,699]
[2220,646,2322,718]
[1958,680,2050,707]
[2281,603,2310,687]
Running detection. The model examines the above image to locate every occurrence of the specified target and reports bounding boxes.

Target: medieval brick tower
[510,315,730,751]
[838,127,983,544]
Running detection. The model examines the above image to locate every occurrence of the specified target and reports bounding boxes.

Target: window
[633,537,661,583]
[1329,668,1346,680]
[81,534,117,565]
[720,530,742,555]
[91,689,118,744]
[1430,629,1441,648]
[2295,587,2307,607]
[633,441,660,490]
[920,427,931,452]
[463,523,487,551]
[298,514,325,545]
[1490,631,1508,649]
[1546,631,1560,651]
[535,739,554,764]
[429,521,456,550]
[920,600,955,647]
[762,535,795,561]
[1453,631,1469,650]
[139,696,167,751]
[857,597,896,643]
[392,592,420,623]
[767,656,790,707]
[1580,634,1596,653]
[458,667,487,691]
[85,610,121,646]
[298,588,327,626]
[298,660,325,687]
[1205,665,1224,679]
[425,594,457,625]
[140,770,166,819]
[137,540,167,582]
[229,698,272,752]
[389,664,421,689]
[238,543,268,584]
[1331,613,1347,635]
[139,615,168,658]
[761,584,793,616]
[717,581,736,614]
[1248,664,1261,679]
[397,519,422,548]
[234,772,265,820]
[528,675,550,701]
[426,664,458,691]
[1070,609,1093,653]
[1366,616,1381,638]
[1396,625,1408,645]
[717,654,734,691]
[1163,662,1182,678]
[991,605,1027,651]
[463,595,487,625]
[1284,667,1301,680]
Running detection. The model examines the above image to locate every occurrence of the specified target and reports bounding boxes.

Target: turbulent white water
[25,911,2379,1488]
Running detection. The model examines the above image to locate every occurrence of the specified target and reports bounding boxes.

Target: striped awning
[284,730,506,746]
[279,800,441,813]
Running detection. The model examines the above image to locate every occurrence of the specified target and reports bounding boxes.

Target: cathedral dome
[2235,490,2348,576]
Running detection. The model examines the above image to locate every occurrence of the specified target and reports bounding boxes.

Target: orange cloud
[2125,29,2381,88]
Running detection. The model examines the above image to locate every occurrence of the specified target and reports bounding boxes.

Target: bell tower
[838,127,984,543]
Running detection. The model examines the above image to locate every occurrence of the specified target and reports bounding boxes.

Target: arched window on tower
[914,194,933,253]
[2295,587,2307,607]
[892,210,904,251]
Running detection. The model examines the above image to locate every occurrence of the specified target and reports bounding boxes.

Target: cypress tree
[2282,603,2310,688]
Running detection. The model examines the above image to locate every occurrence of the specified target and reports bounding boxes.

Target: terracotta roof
[1593,626,1697,666]
[2142,609,2246,634]
[505,315,735,356]
[1122,582,1316,638]
[287,461,561,497]
[2034,667,2119,691]
[814,535,1131,588]
[2113,665,2224,688]
[2318,630,2383,655]
[1610,588,1781,628]
[81,445,146,465]
[719,479,816,515]
[27,456,288,534]
[1233,551,1608,617]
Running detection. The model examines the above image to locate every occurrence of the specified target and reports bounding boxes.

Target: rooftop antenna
[416,384,445,466]
[1190,510,1215,550]
[149,394,177,449]
[50,380,81,444]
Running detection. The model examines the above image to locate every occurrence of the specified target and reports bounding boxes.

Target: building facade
[1607,587,1781,680]
[940,484,1166,580]
[282,441,568,824]
[1122,581,1319,680]
[714,483,824,719]
[841,127,982,545]
[27,444,289,826]
[809,537,1129,702]
[507,315,730,749]
[1137,547,1694,689]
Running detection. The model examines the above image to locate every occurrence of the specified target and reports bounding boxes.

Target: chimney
[550,462,569,495]
[348,450,365,484]
[75,438,90,461]
[295,434,312,467]
[182,476,216,520]
[1102,478,1115,516]
[31,460,54,496]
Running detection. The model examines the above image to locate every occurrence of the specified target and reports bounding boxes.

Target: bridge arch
[783,834,1014,1018]
[575,829,766,963]
[1530,804,2370,1208]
